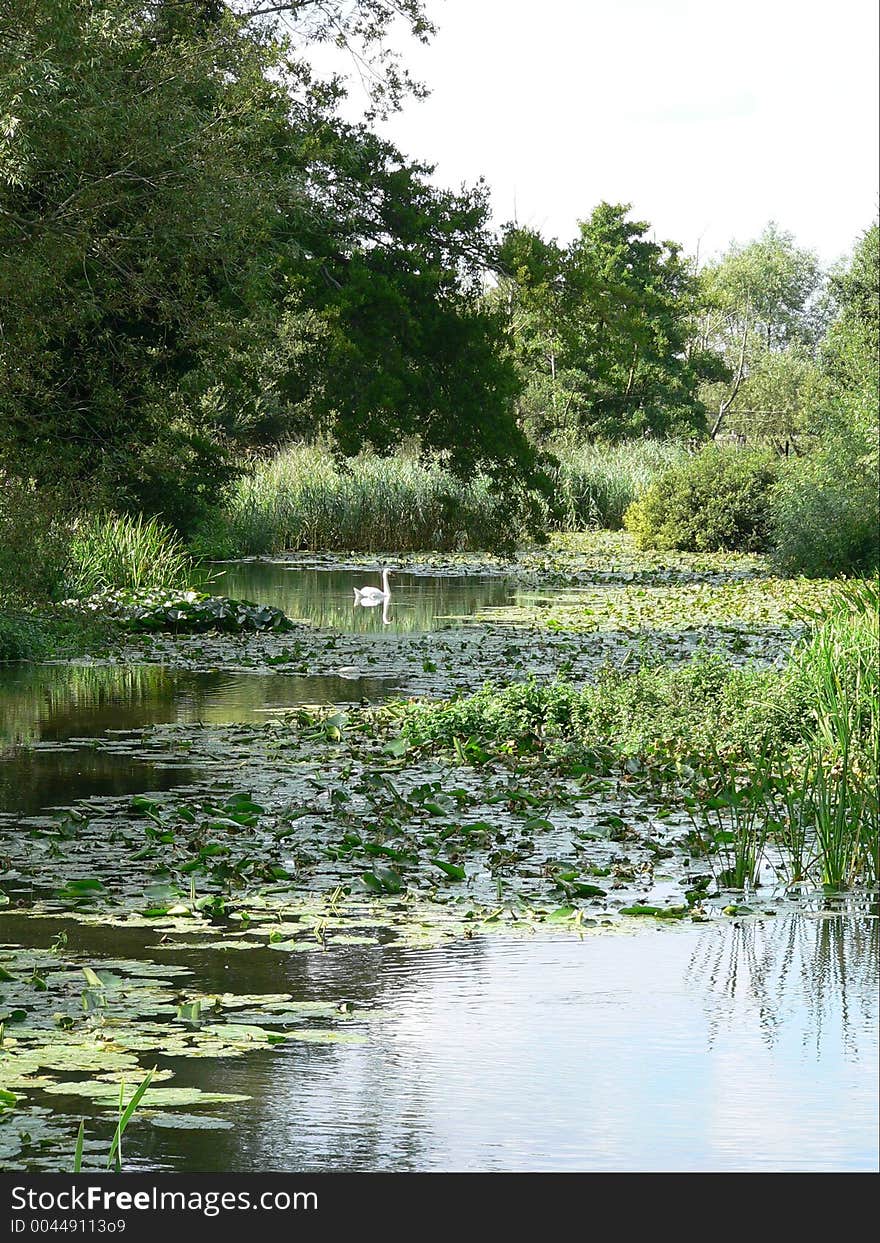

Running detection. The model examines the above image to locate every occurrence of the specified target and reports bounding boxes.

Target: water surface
[10,913,876,1173]
[211,563,514,633]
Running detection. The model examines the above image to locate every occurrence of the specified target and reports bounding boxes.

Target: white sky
[365,0,879,266]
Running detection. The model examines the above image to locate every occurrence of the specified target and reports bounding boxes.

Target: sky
[356,0,880,267]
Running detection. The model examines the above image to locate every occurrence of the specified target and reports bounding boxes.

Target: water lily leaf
[43,1083,251,1107]
[430,858,466,881]
[145,1113,234,1130]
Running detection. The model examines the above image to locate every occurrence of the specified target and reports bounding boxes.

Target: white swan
[353,567,392,605]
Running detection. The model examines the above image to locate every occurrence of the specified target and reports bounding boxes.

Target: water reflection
[0,748,197,815]
[688,907,879,1056]
[19,916,870,1174]
[211,563,513,633]
[353,593,392,625]
[0,662,399,749]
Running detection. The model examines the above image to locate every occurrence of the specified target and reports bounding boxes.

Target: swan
[353,567,392,605]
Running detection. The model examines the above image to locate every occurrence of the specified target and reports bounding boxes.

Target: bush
[0,473,72,603]
[0,613,49,662]
[68,513,193,595]
[771,434,879,576]
[623,444,778,552]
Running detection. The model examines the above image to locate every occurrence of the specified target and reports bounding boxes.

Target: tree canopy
[0,0,542,531]
[495,204,725,442]
[696,223,827,438]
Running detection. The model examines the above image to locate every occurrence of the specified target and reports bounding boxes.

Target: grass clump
[624,443,778,552]
[67,513,193,595]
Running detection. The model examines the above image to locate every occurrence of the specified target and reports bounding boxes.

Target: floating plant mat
[0,940,378,1170]
[108,618,796,701]
[0,699,835,942]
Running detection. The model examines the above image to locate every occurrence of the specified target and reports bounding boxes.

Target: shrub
[623,444,778,552]
[771,433,879,576]
[0,613,49,661]
[0,473,72,603]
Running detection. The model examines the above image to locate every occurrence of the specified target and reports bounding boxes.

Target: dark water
[211,562,513,633]
[10,914,878,1173]
[0,563,505,764]
[0,747,198,816]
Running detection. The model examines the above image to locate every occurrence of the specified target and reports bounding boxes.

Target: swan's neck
[382,568,390,591]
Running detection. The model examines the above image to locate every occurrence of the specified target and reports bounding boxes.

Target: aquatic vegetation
[84,590,295,634]
[68,513,193,595]
[72,1067,156,1172]
[1,533,876,1173]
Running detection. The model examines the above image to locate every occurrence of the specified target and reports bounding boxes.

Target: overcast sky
[363,0,879,266]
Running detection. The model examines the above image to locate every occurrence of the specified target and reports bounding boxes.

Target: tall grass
[191,445,510,556]
[193,440,686,557]
[784,579,879,888]
[790,578,879,765]
[68,513,193,594]
[550,440,687,531]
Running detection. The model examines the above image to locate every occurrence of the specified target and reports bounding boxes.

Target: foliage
[90,589,294,634]
[0,0,544,534]
[68,514,193,595]
[0,473,72,603]
[724,346,831,444]
[697,223,826,438]
[0,613,49,661]
[770,223,879,576]
[624,444,778,552]
[496,204,726,441]
[771,434,879,576]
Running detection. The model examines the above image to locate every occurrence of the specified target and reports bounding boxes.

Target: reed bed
[549,439,687,531]
[192,446,509,556]
[193,440,687,557]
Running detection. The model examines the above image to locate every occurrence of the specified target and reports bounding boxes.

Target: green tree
[697,223,826,438]
[497,204,724,442]
[0,0,543,532]
[770,221,879,576]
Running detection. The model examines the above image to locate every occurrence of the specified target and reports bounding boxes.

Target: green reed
[68,513,193,594]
